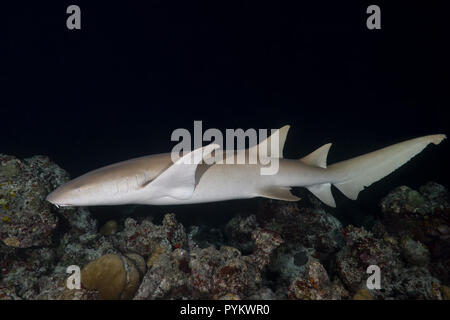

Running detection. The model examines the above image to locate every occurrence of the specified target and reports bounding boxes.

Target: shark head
[46,168,137,207]
[46,154,174,207]
[46,174,116,207]
[46,181,82,207]
[46,144,220,207]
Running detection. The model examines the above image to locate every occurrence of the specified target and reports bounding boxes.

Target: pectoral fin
[144,143,220,200]
[257,186,301,201]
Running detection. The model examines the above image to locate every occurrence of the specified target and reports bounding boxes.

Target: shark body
[46,126,446,208]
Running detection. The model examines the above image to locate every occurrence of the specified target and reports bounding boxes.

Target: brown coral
[81,254,143,299]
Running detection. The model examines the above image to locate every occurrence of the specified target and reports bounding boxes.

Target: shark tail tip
[431,134,447,145]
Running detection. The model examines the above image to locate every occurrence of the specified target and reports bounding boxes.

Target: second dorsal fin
[300,143,332,168]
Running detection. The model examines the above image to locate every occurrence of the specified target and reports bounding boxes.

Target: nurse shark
[46,126,446,208]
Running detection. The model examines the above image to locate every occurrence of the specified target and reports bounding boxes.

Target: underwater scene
[2,2,449,304]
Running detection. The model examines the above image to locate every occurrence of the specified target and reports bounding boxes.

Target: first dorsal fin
[300,143,332,168]
[248,125,290,158]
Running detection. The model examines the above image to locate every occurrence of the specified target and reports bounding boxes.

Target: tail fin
[329,134,446,200]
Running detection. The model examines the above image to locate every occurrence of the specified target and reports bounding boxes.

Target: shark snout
[45,174,125,207]
[46,183,80,207]
[45,191,56,203]
[46,188,68,207]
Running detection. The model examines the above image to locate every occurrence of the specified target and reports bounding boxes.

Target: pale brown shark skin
[46,127,446,208]
[46,153,174,206]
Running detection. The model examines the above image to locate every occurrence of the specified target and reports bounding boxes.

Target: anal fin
[257,186,301,202]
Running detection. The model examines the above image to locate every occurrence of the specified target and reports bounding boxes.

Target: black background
[3,1,449,223]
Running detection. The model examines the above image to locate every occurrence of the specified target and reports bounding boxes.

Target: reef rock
[224,214,257,254]
[0,154,97,248]
[288,259,348,300]
[134,227,283,299]
[380,182,450,284]
[37,273,100,300]
[0,155,60,247]
[256,200,344,258]
[134,243,191,300]
[336,224,442,299]
[269,245,314,284]
[113,213,187,258]
[400,236,430,267]
[0,246,58,299]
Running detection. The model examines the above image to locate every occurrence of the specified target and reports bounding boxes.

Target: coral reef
[335,224,442,299]
[0,155,62,248]
[288,259,348,300]
[36,273,100,300]
[135,227,283,299]
[224,214,257,254]
[113,213,187,257]
[380,183,450,284]
[1,153,449,300]
[256,201,344,259]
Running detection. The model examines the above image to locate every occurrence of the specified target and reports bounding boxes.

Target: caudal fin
[329,134,446,200]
